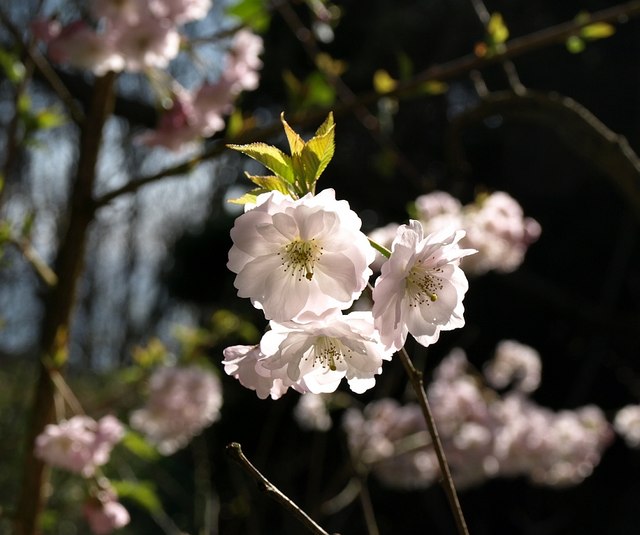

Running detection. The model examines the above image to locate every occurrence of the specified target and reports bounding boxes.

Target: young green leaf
[227,188,268,205]
[281,113,305,155]
[227,142,295,183]
[244,173,294,195]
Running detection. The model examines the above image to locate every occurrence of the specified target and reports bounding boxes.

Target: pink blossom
[613,404,640,448]
[149,0,212,24]
[45,20,124,75]
[84,487,130,535]
[224,29,264,92]
[483,339,542,393]
[129,365,222,454]
[34,415,124,477]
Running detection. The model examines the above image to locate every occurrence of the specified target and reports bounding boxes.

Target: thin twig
[9,237,58,287]
[48,369,85,416]
[226,442,335,535]
[397,347,469,535]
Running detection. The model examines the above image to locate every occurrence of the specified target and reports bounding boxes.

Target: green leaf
[111,480,162,514]
[304,125,335,183]
[227,142,295,183]
[566,35,586,54]
[580,22,615,40]
[120,431,160,461]
[226,0,271,32]
[245,173,294,195]
[281,113,305,155]
[0,49,25,83]
[227,188,268,205]
[313,111,335,138]
[34,108,66,130]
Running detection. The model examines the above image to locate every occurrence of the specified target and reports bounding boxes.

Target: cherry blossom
[129,365,222,454]
[222,344,293,400]
[83,486,130,535]
[613,404,640,448]
[228,189,375,322]
[372,220,474,351]
[483,339,542,393]
[34,415,124,477]
[261,311,393,394]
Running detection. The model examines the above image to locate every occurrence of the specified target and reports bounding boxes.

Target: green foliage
[111,480,163,515]
[0,48,26,83]
[283,70,336,110]
[120,431,161,462]
[226,0,271,32]
[227,112,335,202]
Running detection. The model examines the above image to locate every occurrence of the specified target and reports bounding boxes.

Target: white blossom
[372,220,474,351]
[261,311,393,394]
[228,189,375,323]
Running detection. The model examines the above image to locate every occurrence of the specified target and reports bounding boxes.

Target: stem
[13,71,116,535]
[397,347,469,535]
[226,442,335,535]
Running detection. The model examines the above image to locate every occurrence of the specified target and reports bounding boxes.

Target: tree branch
[226,442,337,535]
[397,347,469,535]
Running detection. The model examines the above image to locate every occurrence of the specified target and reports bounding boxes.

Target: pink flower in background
[225,29,264,92]
[261,311,393,394]
[84,487,130,535]
[483,339,542,393]
[109,17,181,72]
[149,0,212,24]
[91,0,151,25]
[45,20,124,75]
[372,221,474,351]
[34,415,124,477]
[129,365,222,454]
[613,404,640,448]
[228,189,375,323]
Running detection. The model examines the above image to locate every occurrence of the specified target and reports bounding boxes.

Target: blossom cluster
[34,414,129,533]
[129,364,223,454]
[32,1,264,152]
[343,342,614,490]
[33,0,211,74]
[223,185,474,398]
[369,190,541,275]
[35,414,124,477]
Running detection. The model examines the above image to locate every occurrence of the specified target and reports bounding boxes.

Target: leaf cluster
[227,112,335,204]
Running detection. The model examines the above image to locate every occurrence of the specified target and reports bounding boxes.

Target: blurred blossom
[416,190,541,275]
[613,404,640,448]
[294,393,333,431]
[483,339,542,393]
[35,415,124,477]
[130,365,222,454]
[83,486,130,535]
[343,345,613,490]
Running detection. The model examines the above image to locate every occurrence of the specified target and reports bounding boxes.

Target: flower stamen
[279,238,323,281]
[406,265,443,306]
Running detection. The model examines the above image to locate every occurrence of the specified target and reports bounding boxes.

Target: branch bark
[13,71,116,535]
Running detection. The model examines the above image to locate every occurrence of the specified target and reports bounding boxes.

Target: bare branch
[226,442,336,535]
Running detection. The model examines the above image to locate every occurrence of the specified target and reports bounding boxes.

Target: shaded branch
[446,90,640,218]
[397,347,469,535]
[226,442,336,535]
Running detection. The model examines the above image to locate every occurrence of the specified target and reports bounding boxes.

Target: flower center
[311,336,352,371]
[406,263,443,307]
[278,238,323,281]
